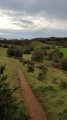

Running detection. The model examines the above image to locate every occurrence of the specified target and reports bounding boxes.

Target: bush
[27,64,34,72]
[60,80,67,88]
[38,72,44,81]
[43,49,47,56]
[3,44,9,48]
[59,52,64,58]
[52,56,59,63]
[15,48,22,57]
[27,60,35,72]
[44,46,51,50]
[7,48,15,56]
[7,48,23,58]
[0,44,2,47]
[38,65,48,78]
[32,50,44,62]
[0,64,6,74]
[48,51,53,60]
[24,48,31,54]
[60,58,67,71]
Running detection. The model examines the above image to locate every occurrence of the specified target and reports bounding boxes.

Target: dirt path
[16,65,48,120]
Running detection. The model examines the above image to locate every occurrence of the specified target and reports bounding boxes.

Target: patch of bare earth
[16,65,48,120]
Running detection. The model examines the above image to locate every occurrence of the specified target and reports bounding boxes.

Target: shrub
[15,48,22,57]
[0,64,6,74]
[27,64,34,72]
[7,48,15,56]
[44,46,51,50]
[52,56,59,63]
[48,51,53,60]
[60,58,67,71]
[32,50,44,62]
[27,60,35,72]
[60,80,67,88]
[0,44,2,47]
[24,48,31,54]
[38,72,44,81]
[7,48,23,58]
[3,44,9,48]
[59,52,64,58]
[38,65,48,78]
[38,65,45,70]
[43,49,47,56]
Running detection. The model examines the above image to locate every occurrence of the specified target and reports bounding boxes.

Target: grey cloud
[20,19,33,24]
[0,0,67,38]
[0,0,67,19]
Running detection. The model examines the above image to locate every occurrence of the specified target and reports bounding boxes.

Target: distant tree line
[0,37,67,47]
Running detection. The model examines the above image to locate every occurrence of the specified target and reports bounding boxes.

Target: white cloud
[0,10,67,33]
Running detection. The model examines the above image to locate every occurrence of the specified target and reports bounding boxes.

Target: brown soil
[16,65,48,120]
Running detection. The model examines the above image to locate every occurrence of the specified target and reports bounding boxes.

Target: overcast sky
[0,0,67,39]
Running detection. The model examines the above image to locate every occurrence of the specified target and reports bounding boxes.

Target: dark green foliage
[38,72,44,81]
[7,48,23,58]
[48,51,53,60]
[15,48,22,57]
[24,48,31,54]
[43,49,47,56]
[0,65,29,120]
[60,58,67,71]
[27,64,34,72]
[11,45,15,48]
[32,50,44,62]
[53,56,59,63]
[59,107,67,120]
[0,44,2,47]
[0,64,6,74]
[48,49,64,63]
[43,46,51,50]
[38,65,48,80]
[3,44,9,48]
[27,61,35,72]
[60,80,67,88]
[38,65,48,75]
[59,52,64,58]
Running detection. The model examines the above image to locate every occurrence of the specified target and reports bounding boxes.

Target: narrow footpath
[17,65,48,120]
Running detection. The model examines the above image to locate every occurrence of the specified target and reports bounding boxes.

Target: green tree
[32,50,44,62]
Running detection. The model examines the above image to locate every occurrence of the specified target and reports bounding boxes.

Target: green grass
[0,46,67,120]
[13,58,67,120]
[0,47,29,119]
[60,48,67,57]
[23,54,32,60]
[31,41,48,49]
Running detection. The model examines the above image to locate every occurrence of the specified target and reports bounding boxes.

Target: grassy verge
[0,47,29,119]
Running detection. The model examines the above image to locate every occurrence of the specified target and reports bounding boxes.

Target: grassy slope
[31,41,48,49]
[0,46,67,120]
[60,48,67,57]
[13,58,67,120]
[0,47,29,119]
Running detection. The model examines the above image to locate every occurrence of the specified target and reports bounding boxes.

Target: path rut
[17,65,47,120]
